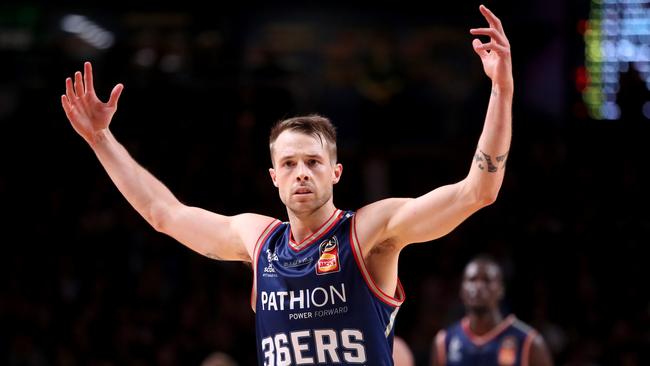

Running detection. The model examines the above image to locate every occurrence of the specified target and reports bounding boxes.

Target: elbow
[464,179,501,208]
[467,186,499,209]
[478,193,497,207]
[461,174,503,209]
[147,201,174,233]
[478,190,499,207]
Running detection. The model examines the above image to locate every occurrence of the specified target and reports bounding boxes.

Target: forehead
[464,261,500,280]
[273,130,329,157]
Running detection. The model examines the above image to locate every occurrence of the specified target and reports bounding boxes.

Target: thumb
[472,38,488,58]
[107,83,124,108]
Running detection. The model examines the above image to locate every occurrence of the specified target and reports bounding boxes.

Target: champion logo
[316,236,340,275]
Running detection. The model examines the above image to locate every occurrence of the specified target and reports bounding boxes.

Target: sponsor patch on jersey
[316,236,340,275]
[282,257,313,268]
[498,336,518,366]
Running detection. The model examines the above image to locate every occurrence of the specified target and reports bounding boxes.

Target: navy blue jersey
[252,209,405,366]
[434,315,538,366]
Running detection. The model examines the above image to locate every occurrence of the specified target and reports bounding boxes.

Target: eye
[283,161,295,167]
[308,159,318,166]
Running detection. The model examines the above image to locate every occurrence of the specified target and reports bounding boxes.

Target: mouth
[463,286,488,303]
[293,187,313,195]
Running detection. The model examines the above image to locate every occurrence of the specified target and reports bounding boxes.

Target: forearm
[90,129,179,229]
[469,83,512,202]
[478,83,512,155]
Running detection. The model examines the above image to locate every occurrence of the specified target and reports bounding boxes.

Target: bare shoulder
[356,197,410,232]
[529,331,554,366]
[430,329,447,366]
[354,198,411,252]
[230,213,280,258]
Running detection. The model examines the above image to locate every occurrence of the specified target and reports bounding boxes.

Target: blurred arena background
[1,0,648,365]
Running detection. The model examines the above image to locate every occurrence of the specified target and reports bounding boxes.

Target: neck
[467,309,503,336]
[287,201,337,243]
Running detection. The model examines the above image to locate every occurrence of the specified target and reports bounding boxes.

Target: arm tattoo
[491,89,498,97]
[205,252,223,261]
[475,150,508,173]
[496,151,509,164]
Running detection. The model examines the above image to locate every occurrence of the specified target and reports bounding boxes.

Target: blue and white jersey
[434,315,538,366]
[252,209,405,366]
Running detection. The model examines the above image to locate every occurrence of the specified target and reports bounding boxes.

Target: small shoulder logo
[263,248,278,277]
[448,336,462,362]
[497,336,518,366]
[316,236,340,275]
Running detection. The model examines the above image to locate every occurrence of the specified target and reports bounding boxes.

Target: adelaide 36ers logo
[497,336,518,366]
[316,236,341,275]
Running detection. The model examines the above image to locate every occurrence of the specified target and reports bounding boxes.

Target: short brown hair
[269,114,338,164]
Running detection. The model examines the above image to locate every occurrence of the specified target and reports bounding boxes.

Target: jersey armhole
[349,213,406,308]
[250,219,282,312]
[521,329,537,366]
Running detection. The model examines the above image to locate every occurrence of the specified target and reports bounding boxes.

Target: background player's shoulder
[510,315,537,336]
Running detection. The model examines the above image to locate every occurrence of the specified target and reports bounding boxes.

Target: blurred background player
[431,255,553,366]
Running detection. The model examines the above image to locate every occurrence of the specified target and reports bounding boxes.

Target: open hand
[470,5,513,93]
[61,62,123,145]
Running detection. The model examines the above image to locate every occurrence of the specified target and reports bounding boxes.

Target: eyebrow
[278,153,324,161]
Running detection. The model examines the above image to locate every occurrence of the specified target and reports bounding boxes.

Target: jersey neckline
[288,209,344,251]
[461,314,516,347]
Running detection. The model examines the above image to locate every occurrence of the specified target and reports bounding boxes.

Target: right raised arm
[61,62,275,261]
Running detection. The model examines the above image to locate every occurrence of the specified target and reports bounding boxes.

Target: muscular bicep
[158,205,274,261]
[387,179,487,246]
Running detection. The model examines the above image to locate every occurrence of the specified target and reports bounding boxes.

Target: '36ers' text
[261,328,366,365]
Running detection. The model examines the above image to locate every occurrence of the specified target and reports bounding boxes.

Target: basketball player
[61,5,512,365]
[431,256,553,366]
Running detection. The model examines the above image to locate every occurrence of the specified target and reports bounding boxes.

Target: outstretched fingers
[84,61,94,95]
[472,39,489,58]
[61,94,72,115]
[472,5,510,56]
[474,40,510,56]
[107,83,124,108]
[470,27,509,48]
[74,71,85,98]
[65,77,76,101]
[479,5,504,34]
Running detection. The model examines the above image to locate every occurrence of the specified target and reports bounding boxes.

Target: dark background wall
[1,1,648,365]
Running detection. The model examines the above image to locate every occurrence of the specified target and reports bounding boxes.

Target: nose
[465,280,486,294]
[295,162,310,181]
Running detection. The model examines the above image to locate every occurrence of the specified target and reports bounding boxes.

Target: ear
[269,168,278,187]
[332,163,343,184]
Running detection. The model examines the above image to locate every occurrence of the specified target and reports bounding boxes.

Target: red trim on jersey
[288,209,342,251]
[250,219,282,311]
[461,314,516,347]
[349,214,405,308]
[521,329,537,366]
[435,330,447,366]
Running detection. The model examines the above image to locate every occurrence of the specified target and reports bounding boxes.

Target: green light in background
[582,0,650,120]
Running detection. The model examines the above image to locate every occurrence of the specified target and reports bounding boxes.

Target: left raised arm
[366,5,513,248]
